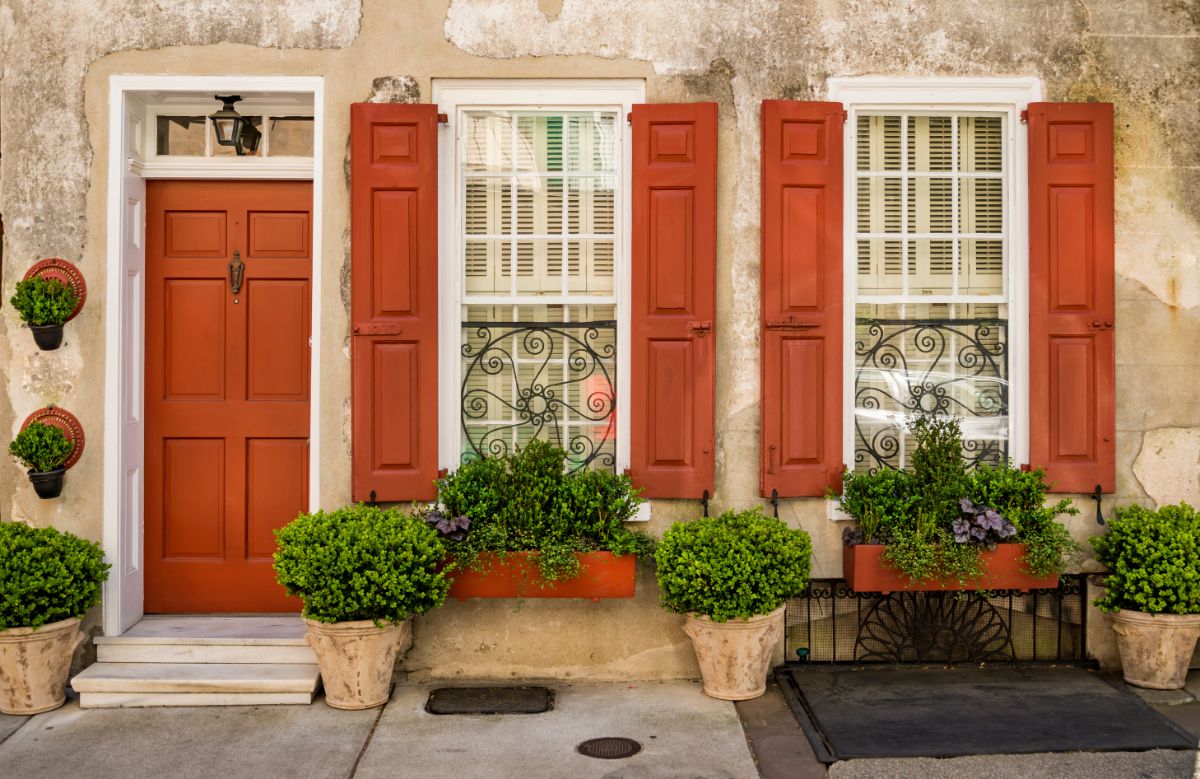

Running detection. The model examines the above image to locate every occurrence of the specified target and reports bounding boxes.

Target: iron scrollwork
[854,592,1017,663]
[461,320,617,471]
[854,317,1008,472]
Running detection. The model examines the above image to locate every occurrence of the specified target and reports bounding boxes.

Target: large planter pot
[29,324,64,351]
[843,543,1059,593]
[1111,609,1200,690]
[447,551,636,600]
[304,618,411,710]
[0,617,85,715]
[27,468,65,500]
[683,605,785,701]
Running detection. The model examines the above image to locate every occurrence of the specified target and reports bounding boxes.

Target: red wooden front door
[145,180,311,612]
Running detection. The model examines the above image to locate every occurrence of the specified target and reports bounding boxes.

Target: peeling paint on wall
[1133,427,1200,508]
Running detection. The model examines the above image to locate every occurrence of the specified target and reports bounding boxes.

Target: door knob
[229,250,245,304]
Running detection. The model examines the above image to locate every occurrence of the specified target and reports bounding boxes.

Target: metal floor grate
[785,575,1089,664]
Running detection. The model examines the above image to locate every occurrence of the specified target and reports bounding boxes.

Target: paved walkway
[4,675,1200,777]
[0,681,759,779]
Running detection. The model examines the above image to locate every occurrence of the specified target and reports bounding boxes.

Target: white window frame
[827,76,1041,482]
[432,79,645,473]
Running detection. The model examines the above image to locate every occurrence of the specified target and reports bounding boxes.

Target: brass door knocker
[229,250,245,304]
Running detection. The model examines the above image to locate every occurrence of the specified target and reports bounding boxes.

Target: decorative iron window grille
[854,316,1008,472]
[785,576,1088,665]
[460,320,617,471]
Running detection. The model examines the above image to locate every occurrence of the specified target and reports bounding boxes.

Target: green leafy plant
[838,414,1077,584]
[655,507,812,622]
[9,278,78,327]
[0,522,110,630]
[273,504,450,624]
[9,422,75,473]
[1091,503,1200,615]
[434,439,653,583]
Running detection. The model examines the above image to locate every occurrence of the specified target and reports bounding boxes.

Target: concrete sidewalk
[0,681,759,779]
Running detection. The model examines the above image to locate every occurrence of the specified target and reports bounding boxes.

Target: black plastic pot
[27,468,65,499]
[29,324,64,351]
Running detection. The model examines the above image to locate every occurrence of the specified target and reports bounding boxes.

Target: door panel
[145,180,311,613]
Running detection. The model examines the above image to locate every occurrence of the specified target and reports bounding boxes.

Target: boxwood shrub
[9,278,78,327]
[273,505,451,624]
[0,521,109,630]
[9,421,74,473]
[1092,502,1200,615]
[655,508,812,622]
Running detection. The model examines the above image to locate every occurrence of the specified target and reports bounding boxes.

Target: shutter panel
[629,103,717,498]
[760,101,844,497]
[350,103,440,501]
[1027,102,1115,493]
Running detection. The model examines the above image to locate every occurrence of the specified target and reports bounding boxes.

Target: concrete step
[72,662,321,708]
[95,616,315,664]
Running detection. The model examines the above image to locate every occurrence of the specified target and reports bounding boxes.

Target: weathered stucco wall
[1,0,1198,677]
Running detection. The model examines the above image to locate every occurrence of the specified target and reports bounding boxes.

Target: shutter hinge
[437,113,448,125]
[626,111,633,125]
[1019,463,1032,472]
[437,467,448,479]
[841,109,848,122]
[688,320,714,337]
[1020,109,1029,123]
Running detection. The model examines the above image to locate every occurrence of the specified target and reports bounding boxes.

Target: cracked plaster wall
[1,0,1197,676]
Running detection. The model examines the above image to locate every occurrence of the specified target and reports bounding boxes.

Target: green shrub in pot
[1090,503,1200,689]
[9,278,79,350]
[8,422,75,500]
[0,522,109,714]
[273,505,451,709]
[655,508,811,701]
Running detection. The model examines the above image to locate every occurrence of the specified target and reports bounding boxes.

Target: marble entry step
[72,662,321,709]
[95,616,315,664]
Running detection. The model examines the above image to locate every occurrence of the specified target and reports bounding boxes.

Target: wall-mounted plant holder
[19,258,87,351]
[15,407,85,500]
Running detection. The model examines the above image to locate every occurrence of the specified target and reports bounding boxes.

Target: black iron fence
[785,575,1089,665]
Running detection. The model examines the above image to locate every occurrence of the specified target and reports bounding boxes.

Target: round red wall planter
[20,406,85,470]
[23,258,87,322]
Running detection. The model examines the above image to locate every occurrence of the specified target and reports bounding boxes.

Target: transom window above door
[851,110,1015,472]
[452,108,626,471]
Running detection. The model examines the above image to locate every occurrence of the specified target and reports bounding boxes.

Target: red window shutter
[629,103,717,498]
[350,103,439,502]
[759,101,844,497]
[1027,102,1115,493]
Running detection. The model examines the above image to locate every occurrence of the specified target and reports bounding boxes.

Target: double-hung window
[436,81,643,474]
[834,80,1038,474]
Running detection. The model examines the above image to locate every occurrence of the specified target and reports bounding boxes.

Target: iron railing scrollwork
[854,317,1009,472]
[460,320,617,472]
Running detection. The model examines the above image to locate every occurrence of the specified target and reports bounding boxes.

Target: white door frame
[103,75,325,635]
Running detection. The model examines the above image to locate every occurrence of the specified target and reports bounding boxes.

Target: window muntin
[852,111,1011,471]
[457,109,621,470]
[153,113,311,158]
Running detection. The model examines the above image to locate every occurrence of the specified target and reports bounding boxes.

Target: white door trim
[103,74,325,635]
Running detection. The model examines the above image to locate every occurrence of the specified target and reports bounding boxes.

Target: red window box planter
[842,543,1059,593]
[447,551,637,601]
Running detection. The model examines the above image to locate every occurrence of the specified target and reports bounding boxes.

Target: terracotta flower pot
[29,324,64,351]
[0,617,85,714]
[304,618,411,710]
[683,605,785,701]
[27,468,65,500]
[1111,609,1200,690]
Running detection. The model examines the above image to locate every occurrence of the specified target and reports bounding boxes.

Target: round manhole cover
[577,737,642,760]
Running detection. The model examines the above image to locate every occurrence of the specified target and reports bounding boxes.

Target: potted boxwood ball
[0,522,109,714]
[656,507,811,700]
[9,422,75,499]
[1092,503,1200,690]
[273,505,450,709]
[9,277,80,351]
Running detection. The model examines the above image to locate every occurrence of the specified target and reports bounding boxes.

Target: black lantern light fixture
[209,95,261,156]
